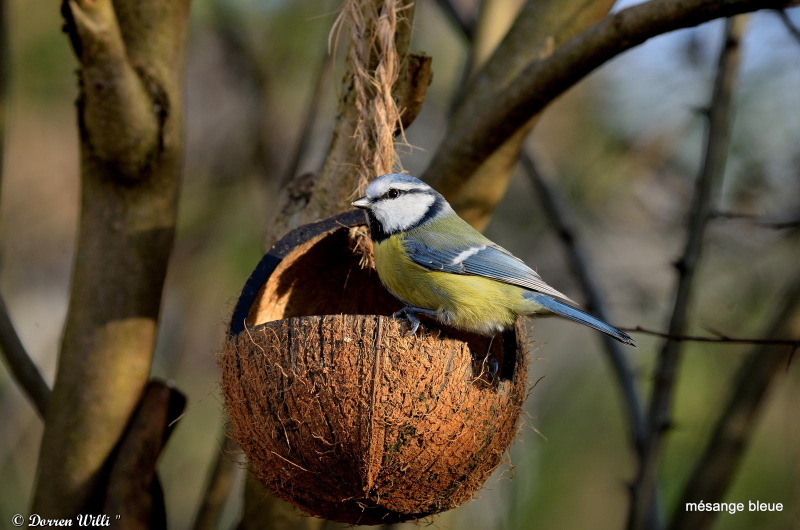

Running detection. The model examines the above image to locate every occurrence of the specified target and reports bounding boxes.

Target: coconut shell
[220,211,530,525]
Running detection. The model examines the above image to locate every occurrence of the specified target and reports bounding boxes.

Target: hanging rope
[334,0,406,195]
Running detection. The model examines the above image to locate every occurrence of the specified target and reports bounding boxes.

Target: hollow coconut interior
[235,222,520,381]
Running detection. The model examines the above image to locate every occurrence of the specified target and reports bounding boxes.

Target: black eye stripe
[378,188,426,200]
[382,189,403,200]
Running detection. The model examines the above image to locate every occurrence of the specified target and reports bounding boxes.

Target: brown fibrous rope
[332,0,408,195]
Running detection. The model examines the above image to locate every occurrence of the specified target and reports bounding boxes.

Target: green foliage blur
[0,1,798,529]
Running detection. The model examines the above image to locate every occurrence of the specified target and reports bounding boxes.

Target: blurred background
[1,0,798,529]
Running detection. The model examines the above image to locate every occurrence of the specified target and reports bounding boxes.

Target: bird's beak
[352,196,370,209]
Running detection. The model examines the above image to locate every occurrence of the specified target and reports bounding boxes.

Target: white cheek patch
[451,245,486,265]
[373,193,435,233]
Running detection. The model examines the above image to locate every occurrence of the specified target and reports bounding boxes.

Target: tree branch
[433,0,475,41]
[191,436,242,530]
[0,293,50,418]
[522,152,659,527]
[104,380,186,529]
[33,0,191,518]
[522,152,647,453]
[667,274,800,530]
[395,52,433,133]
[423,0,797,200]
[209,0,277,186]
[0,1,49,418]
[427,0,615,230]
[624,326,799,348]
[711,209,800,229]
[281,48,334,186]
[776,9,800,45]
[628,16,748,530]
[63,0,162,180]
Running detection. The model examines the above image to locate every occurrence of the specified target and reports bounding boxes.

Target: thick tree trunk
[32,0,191,518]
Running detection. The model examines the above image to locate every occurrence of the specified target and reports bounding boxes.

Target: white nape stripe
[451,245,486,265]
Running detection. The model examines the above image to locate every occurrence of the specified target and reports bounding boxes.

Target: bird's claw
[488,358,499,379]
[393,307,422,336]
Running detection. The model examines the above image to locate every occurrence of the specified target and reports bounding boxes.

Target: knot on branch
[63,0,169,182]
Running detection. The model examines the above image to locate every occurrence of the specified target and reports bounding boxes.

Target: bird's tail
[525,293,635,346]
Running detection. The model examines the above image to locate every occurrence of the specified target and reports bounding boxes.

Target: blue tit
[351,173,635,346]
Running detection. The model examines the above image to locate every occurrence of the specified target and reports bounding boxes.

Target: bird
[351,173,635,346]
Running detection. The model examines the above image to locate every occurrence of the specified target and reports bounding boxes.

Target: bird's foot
[392,306,436,337]
[487,358,499,379]
[481,334,497,378]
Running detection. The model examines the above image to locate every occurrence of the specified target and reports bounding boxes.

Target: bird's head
[352,174,447,238]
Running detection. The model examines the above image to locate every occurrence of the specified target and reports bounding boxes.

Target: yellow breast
[373,235,529,335]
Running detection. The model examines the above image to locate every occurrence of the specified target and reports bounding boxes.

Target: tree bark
[32,0,191,518]
[426,0,615,230]
[423,0,798,205]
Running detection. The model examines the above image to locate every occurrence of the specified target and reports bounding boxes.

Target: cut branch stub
[221,212,530,524]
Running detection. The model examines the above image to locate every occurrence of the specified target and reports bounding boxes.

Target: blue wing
[404,228,575,303]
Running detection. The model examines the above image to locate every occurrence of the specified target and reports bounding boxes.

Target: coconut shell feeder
[220,210,531,525]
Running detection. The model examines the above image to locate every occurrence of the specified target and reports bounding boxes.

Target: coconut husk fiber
[220,211,530,525]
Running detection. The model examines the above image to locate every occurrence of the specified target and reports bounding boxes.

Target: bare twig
[628,17,748,530]
[624,326,799,348]
[210,1,266,88]
[192,435,243,530]
[433,0,475,41]
[0,0,50,419]
[209,0,280,188]
[423,0,797,199]
[668,274,800,530]
[711,209,800,229]
[444,0,481,114]
[521,153,647,453]
[281,48,334,186]
[776,9,800,45]
[522,152,660,527]
[0,293,50,417]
